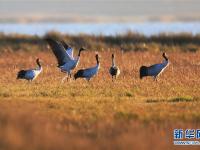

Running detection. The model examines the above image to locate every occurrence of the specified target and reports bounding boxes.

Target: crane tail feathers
[140,66,148,79]
[74,70,84,80]
[17,70,27,79]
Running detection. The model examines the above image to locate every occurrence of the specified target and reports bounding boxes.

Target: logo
[174,129,200,145]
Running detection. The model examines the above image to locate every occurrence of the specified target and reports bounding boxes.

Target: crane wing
[46,38,72,66]
[60,40,74,58]
[66,47,74,59]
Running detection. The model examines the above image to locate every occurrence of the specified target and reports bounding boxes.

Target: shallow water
[1,22,200,36]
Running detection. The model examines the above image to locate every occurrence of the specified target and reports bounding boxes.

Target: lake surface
[1,22,200,36]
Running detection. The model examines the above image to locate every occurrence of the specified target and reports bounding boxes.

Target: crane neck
[112,57,115,66]
[78,48,83,57]
[36,59,41,68]
[163,53,168,61]
[96,56,99,65]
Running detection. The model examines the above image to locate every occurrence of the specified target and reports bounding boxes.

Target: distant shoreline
[0,16,200,24]
[0,30,200,53]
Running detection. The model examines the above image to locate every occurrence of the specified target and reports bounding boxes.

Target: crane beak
[81,47,86,51]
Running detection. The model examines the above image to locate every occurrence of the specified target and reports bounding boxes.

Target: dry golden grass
[0,50,200,150]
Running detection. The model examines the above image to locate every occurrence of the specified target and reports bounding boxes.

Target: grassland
[0,33,200,150]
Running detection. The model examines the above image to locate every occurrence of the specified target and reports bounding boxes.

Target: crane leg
[115,75,117,79]
[61,75,68,83]
[153,76,158,82]
[67,73,73,82]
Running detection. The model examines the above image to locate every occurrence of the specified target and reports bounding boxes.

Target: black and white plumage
[109,54,120,81]
[74,54,100,81]
[46,38,85,82]
[17,58,42,81]
[140,52,169,80]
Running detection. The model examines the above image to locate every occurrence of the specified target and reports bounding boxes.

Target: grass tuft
[169,96,197,102]
[114,112,138,121]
